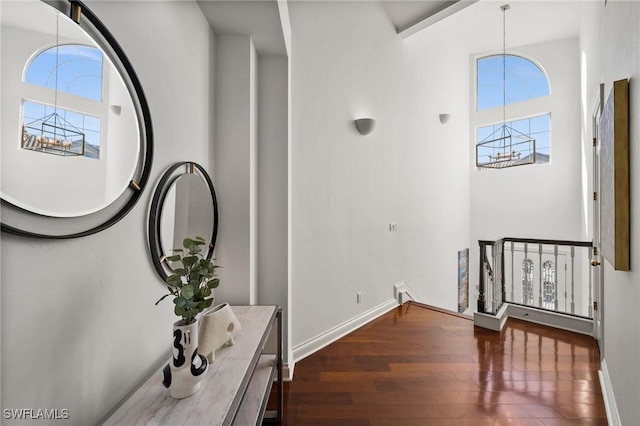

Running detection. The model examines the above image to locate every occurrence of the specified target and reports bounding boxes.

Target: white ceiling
[2,0,583,58]
[381,0,482,37]
[381,0,457,31]
[196,0,583,58]
[401,0,583,53]
[197,0,287,56]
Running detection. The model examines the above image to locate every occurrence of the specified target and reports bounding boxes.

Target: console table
[104,305,282,425]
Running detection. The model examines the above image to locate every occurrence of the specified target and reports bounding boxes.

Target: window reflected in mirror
[2,0,141,218]
[25,44,103,101]
[21,43,103,158]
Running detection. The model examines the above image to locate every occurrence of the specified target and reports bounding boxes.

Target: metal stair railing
[478,237,593,318]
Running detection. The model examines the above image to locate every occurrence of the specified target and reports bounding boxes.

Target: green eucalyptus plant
[156,236,220,325]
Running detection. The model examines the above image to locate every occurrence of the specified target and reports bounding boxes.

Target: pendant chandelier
[21,14,85,157]
[476,4,536,169]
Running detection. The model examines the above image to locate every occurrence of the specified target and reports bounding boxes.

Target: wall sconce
[354,118,375,135]
[439,113,451,125]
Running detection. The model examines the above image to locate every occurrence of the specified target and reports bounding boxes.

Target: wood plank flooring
[272,302,606,425]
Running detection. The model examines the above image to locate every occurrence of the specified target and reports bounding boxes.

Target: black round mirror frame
[148,162,219,282]
[0,0,153,239]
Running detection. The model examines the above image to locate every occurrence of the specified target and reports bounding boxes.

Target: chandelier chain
[502,5,506,127]
[501,4,510,152]
[54,14,60,115]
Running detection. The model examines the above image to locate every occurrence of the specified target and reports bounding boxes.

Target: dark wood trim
[481,238,592,247]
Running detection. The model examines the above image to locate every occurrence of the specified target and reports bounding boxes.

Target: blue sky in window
[477,55,549,111]
[25,45,103,102]
[23,44,103,158]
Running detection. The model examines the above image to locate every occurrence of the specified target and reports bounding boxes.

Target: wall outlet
[389,223,398,232]
[357,292,362,304]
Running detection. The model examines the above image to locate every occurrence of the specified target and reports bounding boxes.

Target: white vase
[198,303,242,362]
[162,319,208,399]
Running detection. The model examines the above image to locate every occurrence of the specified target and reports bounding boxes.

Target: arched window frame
[472,51,552,169]
[20,42,108,159]
[24,43,104,101]
[476,53,550,111]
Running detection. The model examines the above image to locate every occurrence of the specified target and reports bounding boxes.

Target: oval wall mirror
[149,162,218,281]
[0,0,153,238]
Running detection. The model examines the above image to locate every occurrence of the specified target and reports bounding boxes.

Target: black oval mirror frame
[0,0,153,239]
[148,162,219,281]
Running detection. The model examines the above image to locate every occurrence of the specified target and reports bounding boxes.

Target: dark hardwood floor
[272,302,607,425]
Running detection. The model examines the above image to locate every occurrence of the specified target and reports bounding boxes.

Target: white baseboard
[506,304,593,335]
[292,298,398,363]
[474,303,593,336]
[473,304,509,331]
[599,359,620,426]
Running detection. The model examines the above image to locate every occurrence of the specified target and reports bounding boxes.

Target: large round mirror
[0,0,152,237]
[149,162,218,280]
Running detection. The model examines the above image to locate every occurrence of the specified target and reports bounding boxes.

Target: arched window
[22,44,103,158]
[475,54,551,168]
[477,54,549,111]
[25,44,103,101]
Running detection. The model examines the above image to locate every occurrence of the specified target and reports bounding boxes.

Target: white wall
[0,1,215,424]
[470,38,582,240]
[290,1,404,348]
[469,38,583,313]
[214,35,258,305]
[289,0,472,348]
[103,55,140,205]
[581,2,640,423]
[257,55,290,364]
[397,29,471,312]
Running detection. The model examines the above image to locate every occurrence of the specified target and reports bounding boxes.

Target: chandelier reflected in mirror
[20,14,85,157]
[476,4,536,169]
[22,112,85,157]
